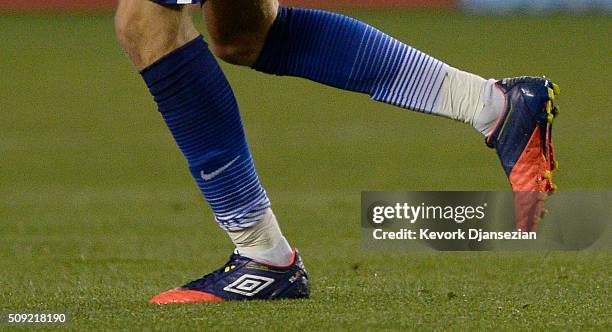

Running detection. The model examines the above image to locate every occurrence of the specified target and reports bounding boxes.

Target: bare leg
[115,0,199,70]
[203,0,278,66]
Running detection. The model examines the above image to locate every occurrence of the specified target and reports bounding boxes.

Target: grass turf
[0,11,610,330]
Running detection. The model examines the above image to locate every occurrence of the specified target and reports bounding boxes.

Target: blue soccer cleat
[149,249,309,304]
[486,76,560,232]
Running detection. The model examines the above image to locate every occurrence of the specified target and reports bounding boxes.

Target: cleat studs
[552,105,559,117]
[544,170,552,180]
[537,208,548,219]
[547,87,555,101]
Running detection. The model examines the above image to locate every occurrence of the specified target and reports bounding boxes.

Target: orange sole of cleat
[509,127,551,232]
[508,127,550,192]
[513,191,547,232]
[149,289,224,305]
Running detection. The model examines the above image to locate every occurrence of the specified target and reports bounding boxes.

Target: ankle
[227,208,293,265]
[474,79,505,137]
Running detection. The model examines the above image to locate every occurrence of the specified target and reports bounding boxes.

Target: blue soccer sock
[254,8,503,135]
[141,36,271,231]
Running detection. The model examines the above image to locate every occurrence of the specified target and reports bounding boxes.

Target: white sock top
[226,208,293,266]
[436,67,503,136]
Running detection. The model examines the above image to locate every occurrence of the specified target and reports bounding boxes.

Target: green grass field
[1,11,610,330]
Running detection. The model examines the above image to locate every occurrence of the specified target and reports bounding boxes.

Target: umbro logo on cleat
[223,274,275,297]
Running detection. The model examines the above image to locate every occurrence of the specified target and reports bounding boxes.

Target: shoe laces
[182,253,243,289]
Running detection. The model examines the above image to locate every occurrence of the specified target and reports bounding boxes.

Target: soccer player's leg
[115,0,199,70]
[202,0,278,66]
[203,1,560,231]
[114,0,308,304]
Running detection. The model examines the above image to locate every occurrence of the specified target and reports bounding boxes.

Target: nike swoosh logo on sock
[200,155,240,181]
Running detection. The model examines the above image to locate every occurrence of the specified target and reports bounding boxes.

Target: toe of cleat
[149,289,224,305]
